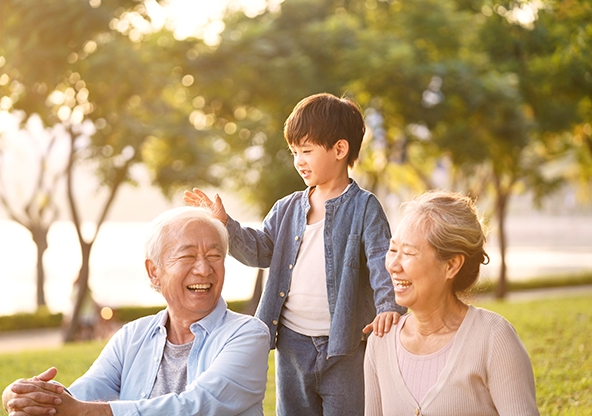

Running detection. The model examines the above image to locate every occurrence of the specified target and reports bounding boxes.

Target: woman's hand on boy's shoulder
[363,311,400,338]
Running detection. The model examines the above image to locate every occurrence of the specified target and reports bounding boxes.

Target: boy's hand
[183,189,228,225]
[363,311,401,337]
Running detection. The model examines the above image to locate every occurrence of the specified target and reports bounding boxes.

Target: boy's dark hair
[284,93,366,167]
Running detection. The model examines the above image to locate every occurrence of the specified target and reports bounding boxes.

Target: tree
[1,0,219,340]
[153,0,591,298]
[146,0,357,215]
[0,114,67,309]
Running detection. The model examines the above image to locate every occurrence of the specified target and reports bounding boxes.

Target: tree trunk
[494,184,509,299]
[31,226,49,308]
[63,128,133,342]
[64,242,93,342]
[245,269,265,316]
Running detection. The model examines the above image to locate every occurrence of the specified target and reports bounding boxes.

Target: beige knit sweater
[364,305,540,416]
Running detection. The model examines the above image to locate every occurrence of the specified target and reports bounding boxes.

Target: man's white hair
[144,206,228,271]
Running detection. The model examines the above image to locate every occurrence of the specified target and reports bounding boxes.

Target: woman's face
[385,216,451,310]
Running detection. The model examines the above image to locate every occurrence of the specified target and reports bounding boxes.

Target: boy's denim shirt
[226,179,406,358]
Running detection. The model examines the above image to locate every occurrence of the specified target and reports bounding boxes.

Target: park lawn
[475,295,592,415]
[1,294,590,416]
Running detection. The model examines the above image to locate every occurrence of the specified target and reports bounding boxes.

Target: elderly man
[3,207,270,416]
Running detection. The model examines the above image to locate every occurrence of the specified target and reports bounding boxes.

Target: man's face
[149,220,225,323]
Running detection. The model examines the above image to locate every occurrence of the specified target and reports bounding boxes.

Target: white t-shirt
[280,218,331,336]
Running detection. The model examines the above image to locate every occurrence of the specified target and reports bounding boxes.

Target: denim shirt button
[272,320,278,325]
[289,264,293,269]
[279,292,285,297]
[295,236,299,241]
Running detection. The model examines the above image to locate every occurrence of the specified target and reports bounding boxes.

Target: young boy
[184,93,405,416]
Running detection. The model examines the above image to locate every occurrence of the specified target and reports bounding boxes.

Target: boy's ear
[334,139,349,161]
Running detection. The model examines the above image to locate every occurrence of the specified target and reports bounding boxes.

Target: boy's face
[289,138,345,187]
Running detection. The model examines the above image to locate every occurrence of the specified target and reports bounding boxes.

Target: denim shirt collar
[301,178,359,211]
[151,296,228,339]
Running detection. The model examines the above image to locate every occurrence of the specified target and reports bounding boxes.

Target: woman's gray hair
[400,190,490,295]
[144,206,228,271]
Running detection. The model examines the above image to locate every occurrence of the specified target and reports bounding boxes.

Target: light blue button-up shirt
[67,297,270,416]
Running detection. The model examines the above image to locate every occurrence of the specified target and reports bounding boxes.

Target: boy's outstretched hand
[183,188,228,225]
[363,311,401,337]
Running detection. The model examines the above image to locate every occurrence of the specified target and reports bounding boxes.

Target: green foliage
[475,272,592,293]
[2,0,591,309]
[0,301,252,334]
[143,0,591,220]
[110,305,166,323]
[0,309,62,332]
[108,300,249,322]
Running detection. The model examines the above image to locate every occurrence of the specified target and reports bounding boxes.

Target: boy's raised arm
[183,189,228,225]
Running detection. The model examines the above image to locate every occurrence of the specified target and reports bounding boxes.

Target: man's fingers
[7,396,59,415]
[8,403,57,416]
[12,382,63,396]
[8,391,61,406]
[36,368,57,383]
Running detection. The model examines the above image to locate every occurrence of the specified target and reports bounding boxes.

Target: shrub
[0,307,63,332]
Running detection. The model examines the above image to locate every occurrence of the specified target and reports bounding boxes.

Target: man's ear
[145,259,159,287]
[445,254,465,280]
[334,139,349,161]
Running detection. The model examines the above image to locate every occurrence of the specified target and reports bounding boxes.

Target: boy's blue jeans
[275,324,365,416]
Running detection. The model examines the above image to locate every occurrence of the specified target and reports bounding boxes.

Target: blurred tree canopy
[160,0,591,297]
[0,0,220,338]
[1,0,591,315]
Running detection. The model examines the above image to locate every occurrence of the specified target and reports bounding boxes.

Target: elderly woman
[364,191,539,416]
[3,207,270,416]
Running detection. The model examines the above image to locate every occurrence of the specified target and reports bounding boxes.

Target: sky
[145,0,282,44]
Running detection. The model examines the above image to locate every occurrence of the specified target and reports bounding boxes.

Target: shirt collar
[302,178,358,210]
[189,296,227,335]
[152,297,228,338]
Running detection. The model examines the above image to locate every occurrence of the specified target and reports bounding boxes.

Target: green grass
[1,294,591,416]
[474,295,592,415]
[475,271,592,294]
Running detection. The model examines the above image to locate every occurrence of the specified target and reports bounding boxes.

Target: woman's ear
[334,139,349,161]
[145,259,160,287]
[445,255,465,280]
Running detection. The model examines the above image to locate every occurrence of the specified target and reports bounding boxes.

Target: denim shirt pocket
[344,234,361,269]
